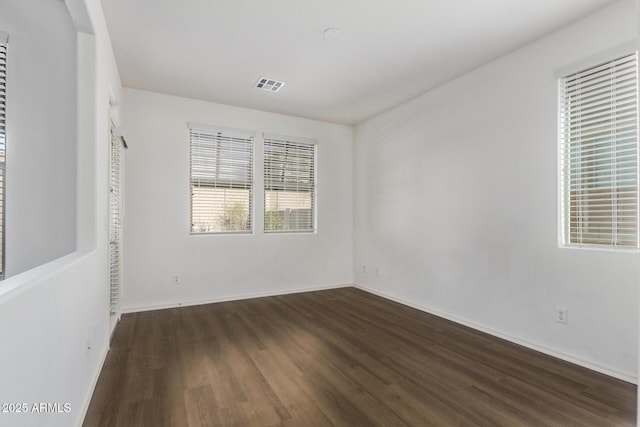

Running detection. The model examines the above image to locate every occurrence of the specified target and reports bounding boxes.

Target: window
[0,32,7,277]
[559,50,639,249]
[264,135,316,233]
[189,125,254,234]
[109,128,125,314]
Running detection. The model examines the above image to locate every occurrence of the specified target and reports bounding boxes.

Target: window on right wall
[559,50,639,249]
[264,134,317,233]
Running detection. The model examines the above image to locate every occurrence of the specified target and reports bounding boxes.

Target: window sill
[559,244,639,254]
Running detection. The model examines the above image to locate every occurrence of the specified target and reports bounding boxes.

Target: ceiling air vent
[255,77,285,92]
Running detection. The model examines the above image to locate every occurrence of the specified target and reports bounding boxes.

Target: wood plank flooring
[83,287,636,426]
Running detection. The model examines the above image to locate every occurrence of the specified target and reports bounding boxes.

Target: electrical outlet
[375,268,380,277]
[556,307,568,324]
[172,275,180,286]
[363,265,367,274]
[85,324,96,359]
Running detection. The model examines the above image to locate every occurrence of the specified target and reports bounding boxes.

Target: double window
[559,50,639,249]
[189,126,317,234]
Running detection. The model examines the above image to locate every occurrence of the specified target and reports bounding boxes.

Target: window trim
[555,41,637,79]
[557,46,639,251]
[188,123,255,235]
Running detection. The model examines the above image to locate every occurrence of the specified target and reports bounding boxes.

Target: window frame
[557,44,639,251]
[188,123,255,235]
[263,133,317,234]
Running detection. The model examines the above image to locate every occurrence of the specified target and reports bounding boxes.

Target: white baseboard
[121,283,352,314]
[352,283,637,384]
[120,282,636,384]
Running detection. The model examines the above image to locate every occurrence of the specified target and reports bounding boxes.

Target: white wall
[121,88,353,311]
[0,0,122,425]
[1,0,77,277]
[354,0,639,381]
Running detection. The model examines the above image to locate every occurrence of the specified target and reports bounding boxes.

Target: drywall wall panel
[121,88,354,310]
[1,0,77,276]
[354,0,639,380]
[0,0,123,425]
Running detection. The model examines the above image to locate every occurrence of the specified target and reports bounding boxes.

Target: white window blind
[190,125,254,233]
[559,51,639,249]
[264,135,316,233]
[109,130,124,314]
[0,32,8,279]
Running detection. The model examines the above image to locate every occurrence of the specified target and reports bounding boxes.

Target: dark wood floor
[84,287,636,426]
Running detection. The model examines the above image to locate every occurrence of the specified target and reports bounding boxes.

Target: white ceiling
[102,0,619,125]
